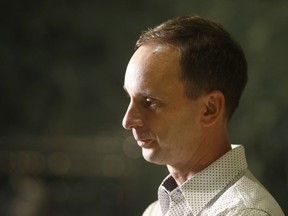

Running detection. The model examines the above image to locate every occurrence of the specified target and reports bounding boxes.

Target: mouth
[136,139,155,148]
[132,130,155,148]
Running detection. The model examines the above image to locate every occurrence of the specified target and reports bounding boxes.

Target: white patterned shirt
[143,145,284,216]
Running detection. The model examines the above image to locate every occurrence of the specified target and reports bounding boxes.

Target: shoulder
[142,200,161,216]
[222,170,285,215]
[235,171,280,208]
[201,170,284,215]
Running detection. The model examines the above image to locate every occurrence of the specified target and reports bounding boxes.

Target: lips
[132,130,155,148]
[136,139,154,148]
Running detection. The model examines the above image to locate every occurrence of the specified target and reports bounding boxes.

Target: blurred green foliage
[0,0,287,215]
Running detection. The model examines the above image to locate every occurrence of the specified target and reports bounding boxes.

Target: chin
[142,148,166,165]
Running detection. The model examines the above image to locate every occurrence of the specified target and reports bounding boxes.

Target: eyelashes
[124,89,163,112]
[143,97,160,110]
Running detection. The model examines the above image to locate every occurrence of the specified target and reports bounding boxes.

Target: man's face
[122,43,206,167]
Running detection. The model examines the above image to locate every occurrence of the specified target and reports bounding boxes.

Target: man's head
[122,15,247,167]
[136,15,247,120]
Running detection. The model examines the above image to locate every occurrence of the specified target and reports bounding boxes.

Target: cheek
[154,115,189,144]
[164,111,200,142]
[147,105,201,142]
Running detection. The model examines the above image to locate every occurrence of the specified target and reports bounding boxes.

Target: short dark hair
[136,15,247,120]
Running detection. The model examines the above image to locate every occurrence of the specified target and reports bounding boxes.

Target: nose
[122,102,144,130]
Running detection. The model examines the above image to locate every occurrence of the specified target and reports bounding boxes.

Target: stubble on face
[124,43,205,167]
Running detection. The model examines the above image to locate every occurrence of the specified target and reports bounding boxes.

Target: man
[122,15,284,216]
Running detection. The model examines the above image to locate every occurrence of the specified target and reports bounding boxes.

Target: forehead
[124,43,184,97]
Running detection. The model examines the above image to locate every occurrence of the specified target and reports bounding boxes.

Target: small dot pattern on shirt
[145,145,284,216]
[159,145,247,216]
[159,187,193,216]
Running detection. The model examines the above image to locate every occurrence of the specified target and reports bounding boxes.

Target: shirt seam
[239,207,271,215]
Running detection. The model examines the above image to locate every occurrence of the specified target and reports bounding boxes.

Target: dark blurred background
[0,0,287,215]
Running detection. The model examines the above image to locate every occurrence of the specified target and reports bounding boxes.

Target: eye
[143,97,159,110]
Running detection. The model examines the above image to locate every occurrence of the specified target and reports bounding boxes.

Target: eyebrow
[123,85,159,99]
[140,92,156,98]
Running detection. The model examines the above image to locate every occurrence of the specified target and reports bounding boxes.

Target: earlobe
[201,91,225,127]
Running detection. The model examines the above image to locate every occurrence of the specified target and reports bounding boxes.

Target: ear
[200,91,225,127]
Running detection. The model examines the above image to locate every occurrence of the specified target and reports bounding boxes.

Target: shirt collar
[159,145,248,215]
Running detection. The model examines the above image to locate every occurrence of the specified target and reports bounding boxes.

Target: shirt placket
[166,188,193,216]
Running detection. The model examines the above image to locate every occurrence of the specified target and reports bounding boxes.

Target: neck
[167,133,231,185]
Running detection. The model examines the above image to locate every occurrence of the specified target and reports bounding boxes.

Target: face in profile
[122,43,206,168]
